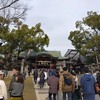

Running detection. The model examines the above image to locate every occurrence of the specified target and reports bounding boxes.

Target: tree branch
[0,0,19,10]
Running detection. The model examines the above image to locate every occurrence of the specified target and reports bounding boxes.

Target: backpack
[34,69,38,76]
[40,72,45,79]
[48,70,53,77]
[63,76,72,86]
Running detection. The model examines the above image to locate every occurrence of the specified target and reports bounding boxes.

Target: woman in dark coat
[47,71,59,100]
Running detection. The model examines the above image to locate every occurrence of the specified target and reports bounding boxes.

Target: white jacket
[0,80,8,100]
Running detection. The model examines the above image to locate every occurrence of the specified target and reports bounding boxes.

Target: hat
[0,70,4,75]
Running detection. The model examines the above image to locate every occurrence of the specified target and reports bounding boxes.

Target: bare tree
[0,0,28,26]
[0,0,19,10]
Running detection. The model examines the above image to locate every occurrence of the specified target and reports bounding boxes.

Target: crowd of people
[0,63,100,100]
[32,63,100,100]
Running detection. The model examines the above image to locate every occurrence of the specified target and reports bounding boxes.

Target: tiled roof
[46,51,62,58]
[19,50,62,58]
[64,49,84,63]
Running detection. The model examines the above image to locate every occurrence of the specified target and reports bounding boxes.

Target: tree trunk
[95,55,99,67]
[21,59,25,74]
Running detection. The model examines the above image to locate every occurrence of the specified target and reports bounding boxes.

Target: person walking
[47,71,59,100]
[59,67,75,100]
[0,70,8,100]
[44,69,48,84]
[96,69,100,96]
[39,69,45,88]
[80,67,95,100]
[47,62,56,78]
[71,71,82,100]
[93,69,99,82]
[9,74,24,100]
[9,66,23,97]
[33,68,38,84]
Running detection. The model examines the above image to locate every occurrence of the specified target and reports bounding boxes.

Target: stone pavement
[34,83,62,100]
[34,83,49,100]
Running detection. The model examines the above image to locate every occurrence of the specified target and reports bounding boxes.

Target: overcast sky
[22,0,100,56]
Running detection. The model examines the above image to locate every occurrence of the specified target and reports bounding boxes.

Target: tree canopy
[68,11,100,64]
[0,0,50,68]
[0,19,49,68]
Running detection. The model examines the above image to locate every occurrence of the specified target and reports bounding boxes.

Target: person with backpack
[80,67,95,100]
[59,67,75,100]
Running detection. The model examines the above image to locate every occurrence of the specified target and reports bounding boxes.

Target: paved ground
[34,83,49,100]
[96,95,100,100]
[23,77,37,100]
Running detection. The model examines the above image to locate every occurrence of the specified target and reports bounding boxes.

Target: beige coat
[59,71,75,92]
